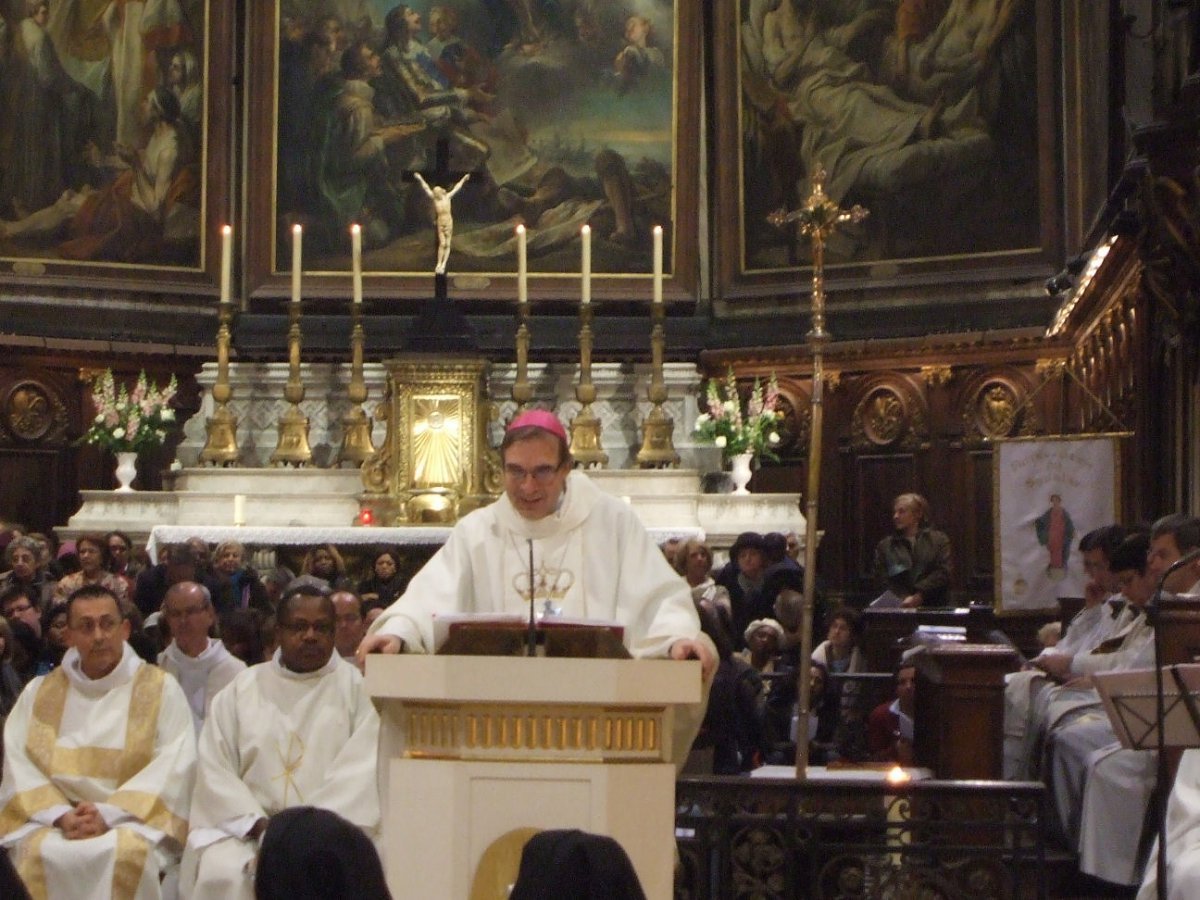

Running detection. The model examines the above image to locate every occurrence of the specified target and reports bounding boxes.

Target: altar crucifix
[767,168,868,778]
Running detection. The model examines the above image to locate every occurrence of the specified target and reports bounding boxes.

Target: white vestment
[1140,749,1200,899]
[0,644,196,900]
[157,639,246,734]
[179,652,381,900]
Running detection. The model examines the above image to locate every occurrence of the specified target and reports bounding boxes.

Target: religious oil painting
[715,0,1058,293]
[993,436,1121,614]
[245,0,699,300]
[0,1,231,288]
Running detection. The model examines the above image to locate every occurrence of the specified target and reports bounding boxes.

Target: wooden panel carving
[0,374,73,448]
[850,377,928,452]
[958,369,1039,447]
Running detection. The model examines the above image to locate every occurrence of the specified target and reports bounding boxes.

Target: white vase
[114,452,138,492]
[729,452,754,495]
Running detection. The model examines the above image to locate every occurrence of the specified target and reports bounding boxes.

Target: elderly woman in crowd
[212,540,271,616]
[52,533,129,605]
[673,539,731,616]
[811,606,865,674]
[0,535,57,608]
[357,547,407,607]
[301,544,351,591]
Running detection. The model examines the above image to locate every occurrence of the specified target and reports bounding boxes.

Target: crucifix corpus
[767,167,867,779]
[403,139,482,283]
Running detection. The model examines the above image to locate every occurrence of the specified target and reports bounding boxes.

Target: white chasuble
[0,644,196,900]
[180,653,380,900]
[157,640,246,734]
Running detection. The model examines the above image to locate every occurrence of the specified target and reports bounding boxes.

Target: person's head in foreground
[500,409,571,521]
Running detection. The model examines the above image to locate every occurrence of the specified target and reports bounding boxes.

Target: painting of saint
[737,0,1041,272]
[1033,493,1074,579]
[267,0,680,279]
[0,0,210,269]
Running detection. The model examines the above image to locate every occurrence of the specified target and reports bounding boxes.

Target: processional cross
[767,168,868,778]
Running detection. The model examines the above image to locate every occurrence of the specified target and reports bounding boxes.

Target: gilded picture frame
[0,1,233,295]
[244,1,699,303]
[713,0,1061,299]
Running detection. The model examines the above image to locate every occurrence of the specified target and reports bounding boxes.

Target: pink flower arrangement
[693,369,782,460]
[82,370,178,454]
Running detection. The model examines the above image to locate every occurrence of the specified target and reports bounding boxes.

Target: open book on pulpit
[433,612,630,659]
[1094,664,1200,751]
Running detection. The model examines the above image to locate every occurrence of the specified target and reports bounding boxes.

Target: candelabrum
[270,300,313,467]
[512,292,533,410]
[199,299,240,465]
[568,302,608,467]
[768,167,867,778]
[636,300,679,468]
[337,302,375,466]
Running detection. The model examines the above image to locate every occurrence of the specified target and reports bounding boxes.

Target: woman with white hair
[872,491,952,607]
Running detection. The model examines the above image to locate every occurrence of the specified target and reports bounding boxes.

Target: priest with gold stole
[180,586,381,900]
[0,585,196,900]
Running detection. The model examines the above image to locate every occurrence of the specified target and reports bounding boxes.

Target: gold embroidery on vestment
[16,827,50,900]
[109,789,189,846]
[111,826,151,899]
[0,784,69,837]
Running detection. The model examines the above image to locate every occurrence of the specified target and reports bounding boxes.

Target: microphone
[526,539,537,657]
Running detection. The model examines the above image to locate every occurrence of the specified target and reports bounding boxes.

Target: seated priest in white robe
[0,584,196,900]
[180,587,381,900]
[1139,748,1200,900]
[157,582,245,734]
[1003,525,1126,779]
[357,410,717,764]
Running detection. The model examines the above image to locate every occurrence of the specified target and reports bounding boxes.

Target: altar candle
[516,224,527,303]
[580,225,591,305]
[233,494,246,527]
[652,225,663,304]
[220,225,232,303]
[291,224,303,303]
[351,224,363,304]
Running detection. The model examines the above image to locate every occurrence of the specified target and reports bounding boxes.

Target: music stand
[1094,665,1200,751]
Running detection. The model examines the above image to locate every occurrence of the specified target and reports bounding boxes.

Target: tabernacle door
[366,655,700,899]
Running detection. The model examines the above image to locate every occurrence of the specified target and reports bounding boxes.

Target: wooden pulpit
[365,655,701,900]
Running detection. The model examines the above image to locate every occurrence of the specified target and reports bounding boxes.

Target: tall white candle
[220,225,232,303]
[652,225,663,304]
[233,494,246,526]
[291,224,303,303]
[516,224,527,303]
[351,224,363,304]
[580,225,591,305]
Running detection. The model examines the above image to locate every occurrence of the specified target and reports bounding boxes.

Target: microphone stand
[527,539,537,657]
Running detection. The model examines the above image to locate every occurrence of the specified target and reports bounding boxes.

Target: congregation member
[811,606,865,674]
[1,586,42,642]
[105,530,142,597]
[356,548,407,607]
[872,492,952,607]
[35,604,69,674]
[210,541,270,617]
[739,618,785,679]
[331,590,367,661]
[358,409,714,767]
[0,619,22,721]
[0,537,56,609]
[134,543,221,618]
[0,585,196,898]
[157,582,246,734]
[715,532,771,648]
[1003,523,1128,779]
[182,586,381,900]
[867,663,917,763]
[52,534,129,605]
[301,544,351,592]
[674,539,731,617]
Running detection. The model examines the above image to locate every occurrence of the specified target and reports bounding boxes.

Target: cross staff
[768,167,868,779]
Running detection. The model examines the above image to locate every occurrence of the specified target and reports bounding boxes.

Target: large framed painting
[245,1,700,302]
[714,0,1061,298]
[992,435,1125,614]
[0,1,233,294]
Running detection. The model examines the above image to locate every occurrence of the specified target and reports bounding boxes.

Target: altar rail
[674,777,1046,900]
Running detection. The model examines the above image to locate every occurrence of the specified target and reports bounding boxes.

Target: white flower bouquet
[82,369,178,454]
[693,368,783,461]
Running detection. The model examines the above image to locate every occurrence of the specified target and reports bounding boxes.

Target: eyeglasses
[503,463,562,484]
[279,620,335,636]
[70,616,122,636]
[165,603,210,620]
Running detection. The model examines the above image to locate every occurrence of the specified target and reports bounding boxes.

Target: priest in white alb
[180,587,381,900]
[157,582,245,734]
[357,409,716,764]
[0,585,196,900]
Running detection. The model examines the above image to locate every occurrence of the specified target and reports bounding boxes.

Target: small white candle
[351,224,363,304]
[580,225,591,305]
[652,225,663,304]
[233,494,246,526]
[291,224,303,303]
[220,224,232,303]
[516,224,527,303]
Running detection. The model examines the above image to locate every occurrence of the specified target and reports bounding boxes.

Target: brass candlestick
[199,299,240,465]
[768,168,867,778]
[270,300,313,467]
[637,299,678,468]
[337,302,375,465]
[568,302,607,467]
[512,293,532,409]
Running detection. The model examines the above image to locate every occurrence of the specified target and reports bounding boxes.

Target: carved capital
[919,365,953,387]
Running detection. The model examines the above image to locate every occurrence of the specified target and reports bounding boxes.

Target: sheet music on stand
[869,590,904,609]
[1094,664,1200,751]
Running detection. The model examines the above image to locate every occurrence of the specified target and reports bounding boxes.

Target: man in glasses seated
[181,586,380,900]
[0,585,196,899]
